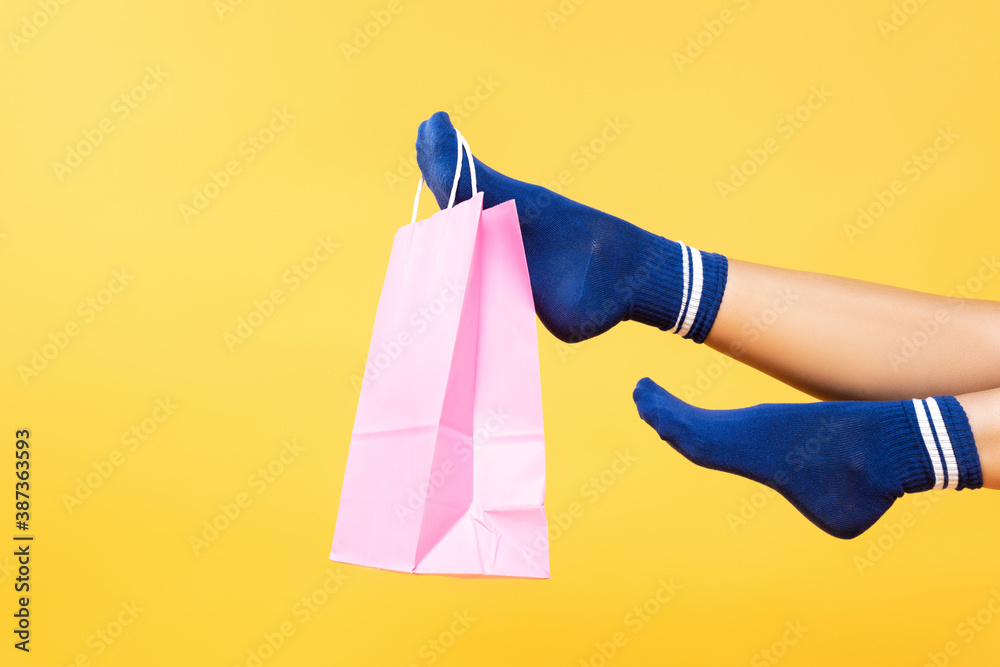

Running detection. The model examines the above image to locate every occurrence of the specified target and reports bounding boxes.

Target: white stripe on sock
[913,399,944,490]
[671,241,690,334]
[677,247,704,338]
[925,397,959,490]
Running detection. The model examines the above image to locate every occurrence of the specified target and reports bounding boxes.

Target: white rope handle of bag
[410,128,478,225]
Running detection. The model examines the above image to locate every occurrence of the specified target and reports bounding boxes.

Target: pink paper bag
[331,131,549,578]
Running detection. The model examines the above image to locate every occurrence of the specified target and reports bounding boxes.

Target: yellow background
[2,0,1000,665]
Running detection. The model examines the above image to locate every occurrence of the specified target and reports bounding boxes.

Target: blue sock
[415,112,728,344]
[632,378,983,539]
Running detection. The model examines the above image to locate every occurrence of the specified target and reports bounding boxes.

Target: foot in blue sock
[632,378,983,539]
[415,111,728,344]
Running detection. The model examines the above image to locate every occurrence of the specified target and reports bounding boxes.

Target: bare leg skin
[706,260,1000,401]
[957,388,1000,489]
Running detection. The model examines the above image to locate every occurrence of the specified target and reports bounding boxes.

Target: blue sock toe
[415,112,728,344]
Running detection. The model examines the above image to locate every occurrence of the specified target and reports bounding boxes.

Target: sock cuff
[886,401,938,493]
[686,250,728,344]
[899,396,983,493]
[627,236,687,332]
[628,237,728,343]
[935,395,983,490]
